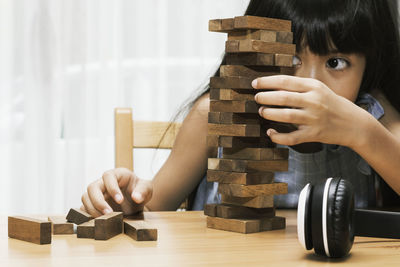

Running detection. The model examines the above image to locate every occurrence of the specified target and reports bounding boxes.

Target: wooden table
[2,210,400,266]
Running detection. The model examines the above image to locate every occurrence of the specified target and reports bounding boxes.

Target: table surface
[2,210,400,266]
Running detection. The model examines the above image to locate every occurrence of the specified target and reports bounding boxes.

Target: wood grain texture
[218,183,288,197]
[206,170,274,185]
[208,112,261,124]
[115,108,133,171]
[210,89,256,101]
[77,219,95,239]
[215,204,275,219]
[210,76,254,89]
[208,18,234,32]
[66,208,93,225]
[133,121,181,149]
[8,216,51,244]
[124,221,158,241]
[208,123,261,137]
[209,100,259,113]
[204,204,218,217]
[219,65,280,79]
[94,212,123,240]
[226,40,295,55]
[221,194,274,208]
[228,29,293,44]
[208,158,288,172]
[48,216,74,235]
[275,54,294,67]
[222,147,289,160]
[234,15,292,32]
[226,52,274,66]
[212,136,274,148]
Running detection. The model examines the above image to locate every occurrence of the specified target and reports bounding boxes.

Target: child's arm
[81,94,211,216]
[253,75,400,195]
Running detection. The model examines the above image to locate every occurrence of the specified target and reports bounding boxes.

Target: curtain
[0,0,249,214]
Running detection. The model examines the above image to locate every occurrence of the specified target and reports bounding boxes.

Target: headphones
[297,177,400,258]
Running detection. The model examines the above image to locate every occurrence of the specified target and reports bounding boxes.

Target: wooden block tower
[205,15,294,234]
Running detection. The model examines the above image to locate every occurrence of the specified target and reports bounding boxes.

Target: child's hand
[81,168,153,217]
[253,75,364,148]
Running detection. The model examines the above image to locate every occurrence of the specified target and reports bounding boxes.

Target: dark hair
[192,0,400,113]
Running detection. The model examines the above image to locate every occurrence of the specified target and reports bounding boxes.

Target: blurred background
[0,0,250,214]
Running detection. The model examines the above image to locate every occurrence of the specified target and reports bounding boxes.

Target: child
[81,0,400,217]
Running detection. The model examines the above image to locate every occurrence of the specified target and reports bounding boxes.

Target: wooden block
[208,123,261,137]
[226,52,274,66]
[208,112,261,124]
[228,29,293,44]
[222,147,289,160]
[226,40,296,55]
[207,215,284,233]
[124,221,158,241]
[275,54,293,67]
[48,216,74,235]
[209,100,259,113]
[210,76,253,89]
[260,216,286,231]
[218,183,288,197]
[94,212,123,240]
[216,136,274,148]
[209,18,234,32]
[206,135,219,147]
[207,170,274,185]
[77,219,95,238]
[210,88,256,101]
[276,31,293,43]
[216,204,275,219]
[221,194,274,208]
[219,65,280,79]
[234,15,292,32]
[204,203,218,217]
[8,216,51,244]
[66,208,93,225]
[208,158,288,172]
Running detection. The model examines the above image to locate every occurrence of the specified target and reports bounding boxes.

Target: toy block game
[206,15,293,233]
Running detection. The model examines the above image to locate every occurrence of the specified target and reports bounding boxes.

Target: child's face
[293,46,366,102]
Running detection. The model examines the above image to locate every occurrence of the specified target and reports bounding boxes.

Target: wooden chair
[114,107,192,210]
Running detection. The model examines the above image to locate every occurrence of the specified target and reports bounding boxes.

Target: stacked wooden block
[205,16,294,234]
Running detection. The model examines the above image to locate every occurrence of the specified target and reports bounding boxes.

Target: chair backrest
[114,107,182,171]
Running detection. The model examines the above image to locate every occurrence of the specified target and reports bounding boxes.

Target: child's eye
[326,58,349,70]
[293,55,301,67]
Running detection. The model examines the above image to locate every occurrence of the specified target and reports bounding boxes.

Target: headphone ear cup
[297,183,313,250]
[326,178,355,258]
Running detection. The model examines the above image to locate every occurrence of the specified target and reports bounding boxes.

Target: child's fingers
[81,192,103,217]
[131,180,153,204]
[259,107,308,124]
[102,171,125,204]
[255,91,307,108]
[267,127,309,146]
[252,75,316,92]
[87,180,114,215]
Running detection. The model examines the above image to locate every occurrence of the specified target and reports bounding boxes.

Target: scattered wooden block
[94,212,123,240]
[124,220,158,241]
[209,100,259,113]
[208,112,261,124]
[226,40,296,55]
[204,203,218,217]
[8,216,51,244]
[207,170,274,185]
[210,76,254,89]
[227,29,293,44]
[219,65,280,78]
[208,123,261,137]
[234,15,292,32]
[221,194,274,208]
[77,219,95,238]
[209,18,234,32]
[222,147,289,160]
[48,216,74,235]
[208,158,288,172]
[218,183,288,197]
[207,215,285,233]
[210,88,256,101]
[215,204,275,219]
[66,208,93,225]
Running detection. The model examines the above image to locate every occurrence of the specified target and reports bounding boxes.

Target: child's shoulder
[371,89,400,136]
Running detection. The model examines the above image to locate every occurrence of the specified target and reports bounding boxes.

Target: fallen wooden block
[77,219,95,238]
[124,220,158,241]
[228,29,293,44]
[221,194,274,208]
[204,203,218,217]
[206,215,285,234]
[8,216,51,244]
[207,170,274,185]
[226,52,293,67]
[215,204,275,219]
[210,89,256,101]
[208,123,261,137]
[208,158,289,172]
[218,183,288,197]
[219,65,281,79]
[234,15,292,32]
[226,40,295,55]
[66,208,93,225]
[94,212,123,240]
[222,147,289,160]
[48,216,74,235]
[209,100,259,113]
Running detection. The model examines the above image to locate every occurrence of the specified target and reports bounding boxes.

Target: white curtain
[0,0,249,214]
